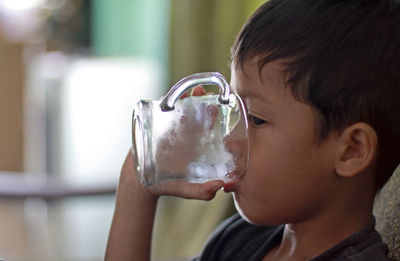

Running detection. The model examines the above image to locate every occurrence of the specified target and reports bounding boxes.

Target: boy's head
[229,0,400,224]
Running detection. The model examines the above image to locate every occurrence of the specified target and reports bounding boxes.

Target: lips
[223,176,242,192]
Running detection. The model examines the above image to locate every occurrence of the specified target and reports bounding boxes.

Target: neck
[266,187,375,261]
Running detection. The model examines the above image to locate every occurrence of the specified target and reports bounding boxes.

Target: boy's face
[230,58,339,225]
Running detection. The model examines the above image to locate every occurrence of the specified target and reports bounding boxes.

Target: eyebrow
[236,87,271,106]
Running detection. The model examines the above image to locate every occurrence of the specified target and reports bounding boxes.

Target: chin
[233,193,265,225]
[233,198,253,223]
[233,192,287,226]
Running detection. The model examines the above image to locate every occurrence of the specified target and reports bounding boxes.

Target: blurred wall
[0,43,24,171]
[169,0,266,85]
[93,0,170,86]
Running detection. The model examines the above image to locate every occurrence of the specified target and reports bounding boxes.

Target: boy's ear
[335,122,378,178]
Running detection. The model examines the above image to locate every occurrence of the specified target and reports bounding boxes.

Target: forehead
[230,58,292,103]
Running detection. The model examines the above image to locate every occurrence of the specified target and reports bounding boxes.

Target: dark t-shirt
[191,214,389,261]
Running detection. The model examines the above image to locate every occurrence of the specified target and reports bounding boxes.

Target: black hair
[232,0,400,189]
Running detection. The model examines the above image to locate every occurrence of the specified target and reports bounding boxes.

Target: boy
[105,0,400,260]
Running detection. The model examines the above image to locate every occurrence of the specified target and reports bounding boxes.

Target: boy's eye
[248,115,267,127]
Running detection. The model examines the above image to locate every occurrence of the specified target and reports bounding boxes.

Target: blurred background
[0,0,265,260]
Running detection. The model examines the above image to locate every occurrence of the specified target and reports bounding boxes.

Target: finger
[180,92,189,99]
[204,104,219,131]
[191,86,206,96]
[150,180,224,201]
[121,150,137,179]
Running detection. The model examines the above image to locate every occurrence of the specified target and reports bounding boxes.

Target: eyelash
[248,114,267,127]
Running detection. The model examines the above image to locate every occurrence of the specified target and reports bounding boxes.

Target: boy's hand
[120,85,224,201]
[106,86,224,261]
[107,150,223,261]
[120,150,224,201]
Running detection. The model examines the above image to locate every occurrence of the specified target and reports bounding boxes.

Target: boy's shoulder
[193,214,390,261]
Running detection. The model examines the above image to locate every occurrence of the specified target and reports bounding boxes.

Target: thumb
[148,180,225,201]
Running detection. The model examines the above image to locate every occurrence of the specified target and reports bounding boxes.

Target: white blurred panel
[23,47,165,261]
[56,58,163,260]
[60,58,162,182]
[24,56,165,260]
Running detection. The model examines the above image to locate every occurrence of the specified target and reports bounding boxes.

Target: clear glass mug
[132,72,248,186]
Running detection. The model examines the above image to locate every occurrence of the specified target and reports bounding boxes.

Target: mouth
[223,175,242,192]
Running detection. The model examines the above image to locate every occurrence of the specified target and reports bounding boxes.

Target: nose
[223,137,248,179]
[224,139,245,158]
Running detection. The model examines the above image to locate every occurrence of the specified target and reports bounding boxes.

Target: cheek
[248,129,307,175]
[248,131,325,194]
[235,130,329,224]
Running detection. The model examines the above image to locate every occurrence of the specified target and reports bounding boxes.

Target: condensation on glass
[132,72,249,186]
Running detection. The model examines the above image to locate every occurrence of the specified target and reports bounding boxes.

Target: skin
[105,88,225,261]
[105,58,379,261]
[230,58,378,260]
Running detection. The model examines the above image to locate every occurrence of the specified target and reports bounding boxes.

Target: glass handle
[159,72,231,112]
